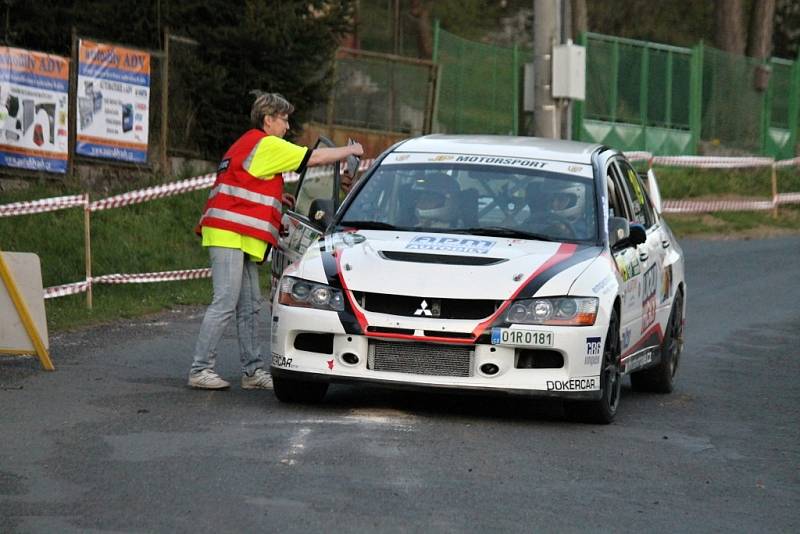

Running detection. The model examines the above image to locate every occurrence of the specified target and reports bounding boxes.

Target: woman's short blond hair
[250,92,294,129]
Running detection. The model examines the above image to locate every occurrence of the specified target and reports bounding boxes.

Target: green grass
[637,165,800,198]
[664,205,800,238]
[1,166,799,333]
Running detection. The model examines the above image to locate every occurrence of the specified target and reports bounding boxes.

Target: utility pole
[533,0,559,138]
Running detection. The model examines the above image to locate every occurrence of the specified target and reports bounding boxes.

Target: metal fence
[432,24,521,135]
[575,32,800,158]
[309,48,435,135]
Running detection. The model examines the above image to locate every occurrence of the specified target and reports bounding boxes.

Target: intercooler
[367,340,474,377]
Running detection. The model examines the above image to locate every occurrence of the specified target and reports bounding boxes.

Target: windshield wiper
[454,226,557,242]
[337,220,401,231]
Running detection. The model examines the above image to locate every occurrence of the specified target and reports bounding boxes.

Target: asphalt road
[2,236,799,533]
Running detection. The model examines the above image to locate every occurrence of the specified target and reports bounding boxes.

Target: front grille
[368,340,474,377]
[353,291,499,320]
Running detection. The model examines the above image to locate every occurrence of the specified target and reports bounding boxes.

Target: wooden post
[771,162,779,218]
[160,27,170,177]
[84,193,93,309]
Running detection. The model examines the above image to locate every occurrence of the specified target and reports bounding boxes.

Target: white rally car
[270,135,685,423]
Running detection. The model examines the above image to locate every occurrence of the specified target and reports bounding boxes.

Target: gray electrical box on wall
[552,41,586,100]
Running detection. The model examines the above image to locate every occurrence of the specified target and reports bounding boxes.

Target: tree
[715,0,747,54]
[8,0,355,158]
[747,0,777,59]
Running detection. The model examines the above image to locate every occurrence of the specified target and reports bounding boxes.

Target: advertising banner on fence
[76,40,150,163]
[0,47,69,173]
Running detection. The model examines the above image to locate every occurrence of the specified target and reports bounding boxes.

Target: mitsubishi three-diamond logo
[414,299,433,316]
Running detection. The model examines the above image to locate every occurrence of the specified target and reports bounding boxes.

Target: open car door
[270,136,340,301]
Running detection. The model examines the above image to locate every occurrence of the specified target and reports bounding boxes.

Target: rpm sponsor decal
[546,377,598,391]
[272,353,293,368]
[406,235,495,254]
[641,264,657,332]
[660,264,673,303]
[585,336,602,365]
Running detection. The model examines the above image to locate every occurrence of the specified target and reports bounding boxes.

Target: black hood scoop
[379,250,507,266]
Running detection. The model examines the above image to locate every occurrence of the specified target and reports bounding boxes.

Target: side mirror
[608,216,630,249]
[628,223,647,246]
[308,198,334,229]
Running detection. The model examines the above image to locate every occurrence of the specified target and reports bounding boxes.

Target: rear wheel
[564,309,621,424]
[273,375,329,404]
[631,291,684,393]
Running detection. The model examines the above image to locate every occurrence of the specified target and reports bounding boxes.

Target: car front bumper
[271,303,607,401]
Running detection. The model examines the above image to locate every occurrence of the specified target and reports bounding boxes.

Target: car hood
[296,230,603,300]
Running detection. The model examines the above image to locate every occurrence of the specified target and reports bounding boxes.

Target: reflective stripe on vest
[208,183,283,211]
[204,207,280,242]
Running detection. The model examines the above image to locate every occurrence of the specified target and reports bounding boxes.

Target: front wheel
[564,309,622,424]
[273,375,329,404]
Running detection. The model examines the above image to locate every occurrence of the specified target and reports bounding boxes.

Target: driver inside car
[411,172,463,229]
[524,179,586,238]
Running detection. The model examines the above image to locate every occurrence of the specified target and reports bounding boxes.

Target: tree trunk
[746,0,776,59]
[572,0,587,39]
[715,0,746,54]
[410,0,433,59]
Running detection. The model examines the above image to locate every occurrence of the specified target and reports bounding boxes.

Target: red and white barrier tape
[662,198,775,213]
[652,156,774,168]
[775,157,800,168]
[43,281,91,299]
[623,151,653,162]
[43,268,212,299]
[0,195,87,218]
[89,173,216,212]
[776,192,800,205]
[93,268,211,284]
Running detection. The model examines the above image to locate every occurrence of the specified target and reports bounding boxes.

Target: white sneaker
[242,368,273,390]
[188,369,230,390]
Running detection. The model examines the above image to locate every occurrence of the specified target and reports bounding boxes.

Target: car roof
[394,135,605,165]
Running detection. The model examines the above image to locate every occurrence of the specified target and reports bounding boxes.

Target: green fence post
[789,58,800,157]
[761,59,773,156]
[665,51,673,129]
[689,42,704,155]
[512,44,519,135]
[432,19,440,63]
[611,39,619,122]
[640,45,649,151]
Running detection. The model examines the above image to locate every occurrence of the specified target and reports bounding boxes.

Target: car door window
[606,163,631,220]
[292,136,339,223]
[617,160,653,228]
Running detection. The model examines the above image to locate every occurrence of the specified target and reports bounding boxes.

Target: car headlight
[279,276,345,311]
[505,297,598,326]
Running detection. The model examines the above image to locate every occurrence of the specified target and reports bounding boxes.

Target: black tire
[564,309,622,424]
[273,375,329,404]
[630,291,684,394]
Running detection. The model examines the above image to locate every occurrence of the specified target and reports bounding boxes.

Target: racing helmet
[412,172,461,227]
[541,179,586,221]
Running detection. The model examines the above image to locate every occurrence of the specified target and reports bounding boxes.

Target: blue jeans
[190,246,265,376]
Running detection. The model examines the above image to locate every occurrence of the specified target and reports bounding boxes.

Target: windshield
[339,162,598,242]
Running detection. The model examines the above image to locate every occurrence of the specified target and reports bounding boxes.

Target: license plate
[491,328,553,347]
